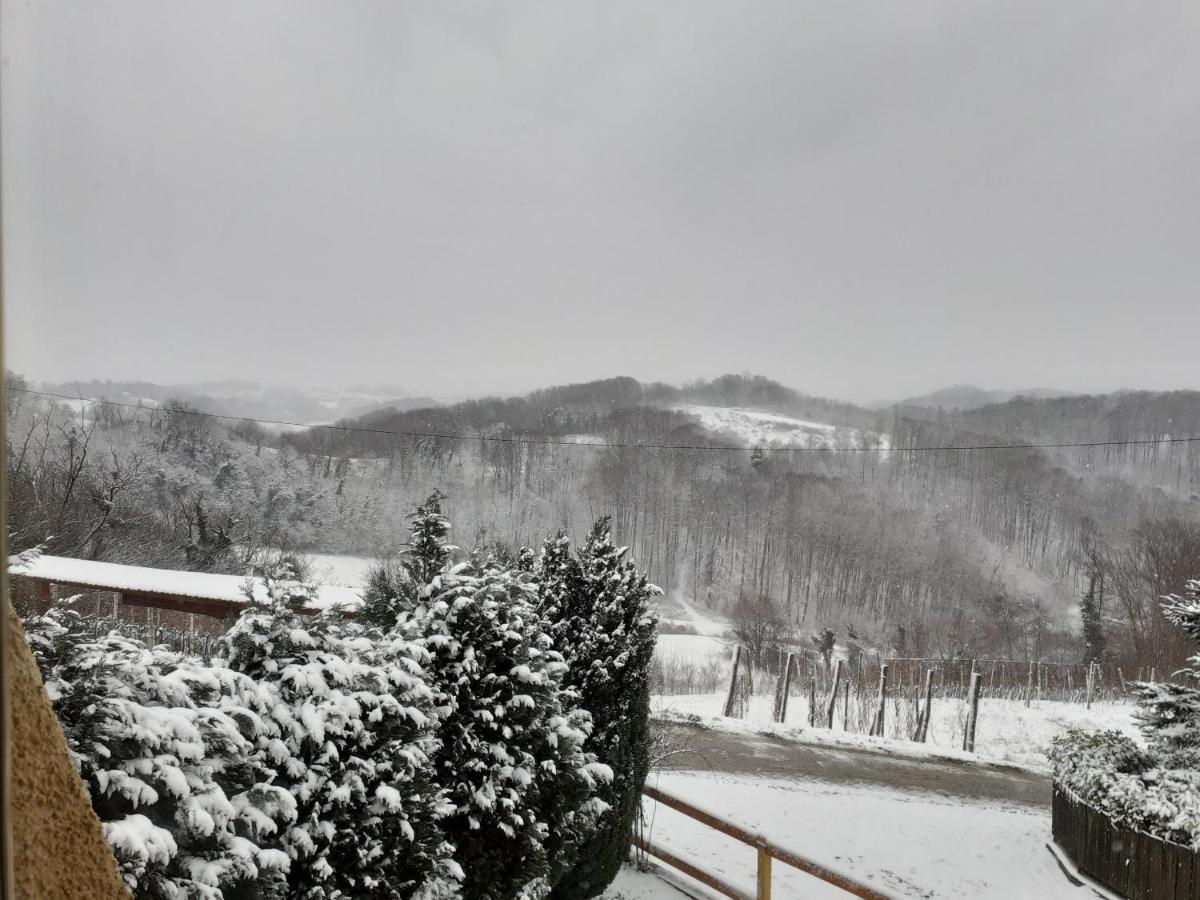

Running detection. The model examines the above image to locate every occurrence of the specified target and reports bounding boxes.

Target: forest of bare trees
[8,372,1200,673]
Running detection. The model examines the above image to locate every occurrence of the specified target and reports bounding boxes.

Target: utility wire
[8,386,1200,454]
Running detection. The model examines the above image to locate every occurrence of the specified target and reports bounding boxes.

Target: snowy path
[620,724,1090,898]
[637,771,1083,899]
[656,721,1049,806]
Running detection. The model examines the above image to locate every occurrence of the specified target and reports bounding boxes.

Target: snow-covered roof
[9,554,361,615]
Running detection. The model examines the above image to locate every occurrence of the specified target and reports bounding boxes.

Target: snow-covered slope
[676,405,888,450]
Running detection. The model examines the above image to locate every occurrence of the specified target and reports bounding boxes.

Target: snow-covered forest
[9,372,1200,674]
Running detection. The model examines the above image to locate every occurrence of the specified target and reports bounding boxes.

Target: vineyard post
[824,658,843,728]
[963,671,983,752]
[917,668,934,742]
[773,652,796,723]
[722,646,744,717]
[871,664,889,737]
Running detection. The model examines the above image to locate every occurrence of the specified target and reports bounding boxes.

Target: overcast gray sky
[3,1,1198,403]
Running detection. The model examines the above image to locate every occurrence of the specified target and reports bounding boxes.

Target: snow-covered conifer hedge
[25,497,659,900]
[1052,579,1200,850]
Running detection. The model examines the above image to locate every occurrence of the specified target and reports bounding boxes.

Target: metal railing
[638,783,895,900]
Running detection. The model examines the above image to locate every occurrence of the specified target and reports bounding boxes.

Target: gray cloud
[3,0,1198,402]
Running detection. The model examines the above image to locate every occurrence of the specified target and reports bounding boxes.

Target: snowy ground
[303,552,380,588]
[653,691,1137,772]
[675,405,888,451]
[627,771,1085,899]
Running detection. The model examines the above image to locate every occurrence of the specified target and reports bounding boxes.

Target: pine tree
[1080,573,1107,666]
[359,560,415,631]
[220,562,455,899]
[396,506,609,900]
[534,519,660,900]
[358,492,455,630]
[405,490,455,583]
[1133,579,1200,752]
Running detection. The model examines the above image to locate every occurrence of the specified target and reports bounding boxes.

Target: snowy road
[633,724,1092,899]
[656,721,1050,806]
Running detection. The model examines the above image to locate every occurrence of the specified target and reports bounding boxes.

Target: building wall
[6,602,128,898]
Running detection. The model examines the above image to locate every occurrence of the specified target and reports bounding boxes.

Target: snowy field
[614,771,1085,899]
[652,692,1137,772]
[675,405,888,451]
[304,551,380,588]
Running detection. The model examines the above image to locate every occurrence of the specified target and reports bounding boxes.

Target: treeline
[8,371,1200,672]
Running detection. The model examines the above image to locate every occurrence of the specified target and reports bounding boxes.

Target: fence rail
[638,783,894,900]
[1052,784,1200,899]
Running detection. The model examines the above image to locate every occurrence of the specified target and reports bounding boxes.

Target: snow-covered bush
[25,607,295,899]
[219,563,455,899]
[533,520,660,900]
[1132,579,1200,751]
[394,495,611,900]
[1051,729,1200,848]
[1053,579,1200,850]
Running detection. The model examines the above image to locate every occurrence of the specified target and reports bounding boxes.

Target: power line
[8,385,1200,454]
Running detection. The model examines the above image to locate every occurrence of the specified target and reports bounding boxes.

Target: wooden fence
[638,783,894,900]
[1052,784,1200,899]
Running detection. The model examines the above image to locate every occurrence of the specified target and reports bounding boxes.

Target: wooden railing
[637,783,894,900]
[1052,783,1200,899]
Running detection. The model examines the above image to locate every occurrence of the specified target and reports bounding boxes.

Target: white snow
[652,692,1139,772]
[676,405,889,451]
[637,771,1086,899]
[303,552,380,589]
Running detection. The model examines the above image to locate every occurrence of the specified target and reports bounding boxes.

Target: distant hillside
[13,367,1200,668]
[893,384,1076,412]
[284,374,886,458]
[38,378,439,425]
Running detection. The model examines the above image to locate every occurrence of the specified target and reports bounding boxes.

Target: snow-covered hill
[676,405,888,450]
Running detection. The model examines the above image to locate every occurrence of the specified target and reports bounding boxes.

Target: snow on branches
[394,497,609,900]
[1056,579,1200,850]
[25,607,294,898]
[25,497,659,900]
[532,519,660,899]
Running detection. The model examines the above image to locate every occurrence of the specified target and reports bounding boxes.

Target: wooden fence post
[756,846,772,900]
[842,680,850,731]
[824,659,842,728]
[806,680,816,727]
[1025,661,1034,708]
[1117,667,1126,693]
[1085,663,1095,709]
[963,671,982,752]
[915,668,934,742]
[871,664,889,737]
[773,653,795,723]
[723,646,744,718]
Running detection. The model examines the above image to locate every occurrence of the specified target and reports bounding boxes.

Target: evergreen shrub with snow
[218,563,456,899]
[26,565,456,900]
[25,606,295,899]
[391,495,613,900]
[532,520,660,900]
[1052,578,1200,849]
[26,496,658,899]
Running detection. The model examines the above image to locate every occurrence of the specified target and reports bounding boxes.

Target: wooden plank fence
[638,783,895,900]
[1052,784,1200,899]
